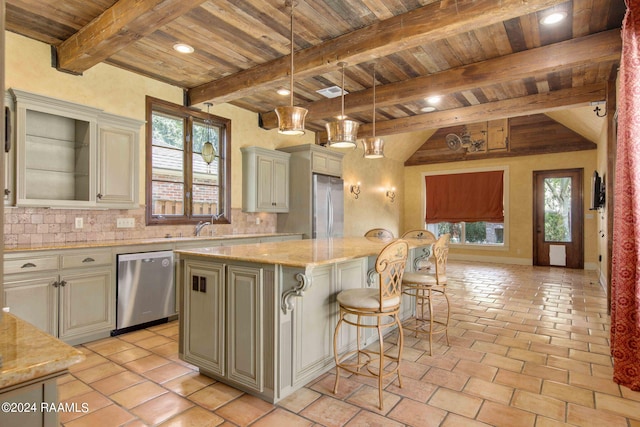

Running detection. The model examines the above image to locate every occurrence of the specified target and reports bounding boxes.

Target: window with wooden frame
[145,96,231,225]
[423,168,508,247]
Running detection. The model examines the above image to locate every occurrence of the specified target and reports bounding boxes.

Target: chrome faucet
[195,221,211,236]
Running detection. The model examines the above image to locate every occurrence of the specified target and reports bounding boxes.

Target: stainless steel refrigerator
[312,174,344,238]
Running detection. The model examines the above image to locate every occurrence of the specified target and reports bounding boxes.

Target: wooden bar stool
[333,239,408,410]
[401,233,450,355]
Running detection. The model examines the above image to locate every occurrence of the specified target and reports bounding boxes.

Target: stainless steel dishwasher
[114,250,176,335]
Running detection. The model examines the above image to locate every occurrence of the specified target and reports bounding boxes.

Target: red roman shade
[425,171,504,224]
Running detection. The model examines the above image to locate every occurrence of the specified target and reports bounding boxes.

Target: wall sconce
[350,182,361,199]
[386,187,396,203]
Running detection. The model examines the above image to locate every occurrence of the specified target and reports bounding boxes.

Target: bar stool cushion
[337,288,400,310]
[402,271,445,286]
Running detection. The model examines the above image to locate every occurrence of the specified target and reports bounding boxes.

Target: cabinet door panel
[272,158,289,210]
[256,156,274,210]
[182,261,225,376]
[4,275,58,335]
[97,127,137,206]
[227,265,263,391]
[58,269,113,340]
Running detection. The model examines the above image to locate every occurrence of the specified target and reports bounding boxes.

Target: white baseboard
[449,254,599,270]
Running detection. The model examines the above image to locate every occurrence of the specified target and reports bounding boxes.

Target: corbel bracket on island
[281,272,312,314]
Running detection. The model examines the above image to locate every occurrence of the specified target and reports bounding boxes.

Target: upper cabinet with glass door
[9,89,143,209]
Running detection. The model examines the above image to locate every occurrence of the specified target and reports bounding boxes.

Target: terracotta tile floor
[59,262,640,426]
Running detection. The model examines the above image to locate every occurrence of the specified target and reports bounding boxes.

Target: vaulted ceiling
[5,0,625,154]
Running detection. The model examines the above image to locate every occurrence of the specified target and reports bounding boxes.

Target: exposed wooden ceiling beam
[188,0,566,105]
[315,84,606,144]
[260,30,621,129]
[55,0,208,74]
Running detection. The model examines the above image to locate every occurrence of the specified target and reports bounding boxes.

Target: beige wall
[404,150,599,268]
[341,145,404,237]
[4,32,404,241]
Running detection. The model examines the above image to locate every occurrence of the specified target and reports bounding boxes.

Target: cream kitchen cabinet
[278,143,343,178]
[96,113,144,208]
[180,257,265,394]
[3,249,114,345]
[241,146,290,213]
[9,89,141,209]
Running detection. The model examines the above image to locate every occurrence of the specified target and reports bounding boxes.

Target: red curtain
[611,0,640,391]
[425,171,504,224]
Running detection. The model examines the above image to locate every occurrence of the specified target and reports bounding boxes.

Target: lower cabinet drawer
[4,256,59,275]
[61,251,112,269]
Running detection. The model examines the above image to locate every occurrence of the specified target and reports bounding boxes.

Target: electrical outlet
[75,217,83,229]
[256,217,261,225]
[116,218,135,228]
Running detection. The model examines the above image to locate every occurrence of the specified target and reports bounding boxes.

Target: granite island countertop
[175,236,434,269]
[0,312,84,390]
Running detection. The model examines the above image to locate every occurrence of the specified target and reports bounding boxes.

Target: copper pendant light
[274,1,308,135]
[326,62,359,148]
[362,65,384,158]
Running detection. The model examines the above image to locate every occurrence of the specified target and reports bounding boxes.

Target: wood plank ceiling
[5,0,626,160]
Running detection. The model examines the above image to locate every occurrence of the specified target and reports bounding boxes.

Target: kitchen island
[175,236,433,403]
[0,312,84,427]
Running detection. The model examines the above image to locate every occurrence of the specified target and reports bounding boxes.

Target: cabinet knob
[4,189,10,196]
[97,193,103,199]
[59,280,67,287]
[52,281,59,288]
[21,262,36,269]
[82,257,95,263]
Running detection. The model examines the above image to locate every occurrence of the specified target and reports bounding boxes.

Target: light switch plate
[116,218,135,228]
[75,217,83,228]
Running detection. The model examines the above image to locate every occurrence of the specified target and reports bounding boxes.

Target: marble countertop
[4,233,300,253]
[175,236,434,268]
[0,312,84,390]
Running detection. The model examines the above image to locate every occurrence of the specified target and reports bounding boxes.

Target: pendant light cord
[341,62,346,119]
[289,2,295,108]
[371,65,376,137]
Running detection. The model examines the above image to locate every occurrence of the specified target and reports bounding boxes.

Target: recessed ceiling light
[540,11,567,25]
[427,96,442,104]
[173,43,194,54]
[277,88,291,96]
[421,106,436,113]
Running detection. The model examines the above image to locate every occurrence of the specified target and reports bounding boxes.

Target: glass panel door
[543,177,571,242]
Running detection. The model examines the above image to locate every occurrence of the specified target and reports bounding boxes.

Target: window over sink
[145,97,231,225]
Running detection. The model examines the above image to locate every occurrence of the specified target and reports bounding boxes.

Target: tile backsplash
[3,207,277,247]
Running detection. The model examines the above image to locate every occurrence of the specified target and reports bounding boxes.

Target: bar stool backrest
[375,239,409,310]
[401,229,436,241]
[365,228,394,239]
[433,233,450,285]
